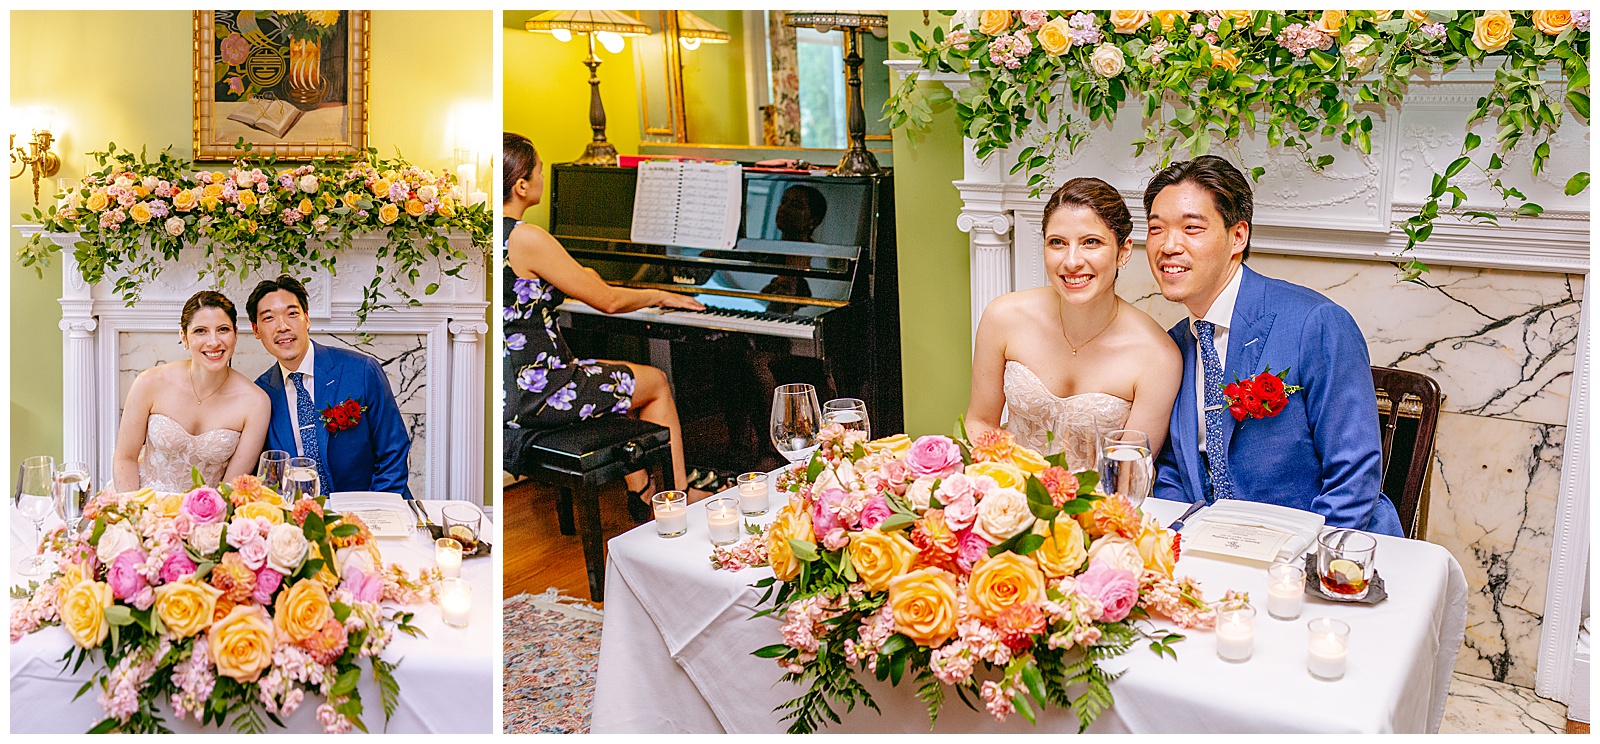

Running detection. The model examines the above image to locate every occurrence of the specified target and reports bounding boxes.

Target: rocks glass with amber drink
[441,503,482,553]
[1316,529,1376,600]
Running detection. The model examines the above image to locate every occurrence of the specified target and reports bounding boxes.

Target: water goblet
[14,455,56,577]
[284,457,320,502]
[1099,429,1153,509]
[53,460,92,540]
[822,397,870,439]
[257,450,290,491]
[771,383,822,467]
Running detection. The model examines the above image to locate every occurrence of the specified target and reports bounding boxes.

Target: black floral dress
[503,218,636,430]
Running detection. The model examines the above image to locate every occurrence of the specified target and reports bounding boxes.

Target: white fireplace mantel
[15,227,490,506]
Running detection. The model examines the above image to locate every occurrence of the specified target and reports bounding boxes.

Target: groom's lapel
[312,342,335,472]
[1223,266,1276,447]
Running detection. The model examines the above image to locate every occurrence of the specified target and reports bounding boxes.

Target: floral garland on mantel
[885,10,1590,281]
[17,142,493,326]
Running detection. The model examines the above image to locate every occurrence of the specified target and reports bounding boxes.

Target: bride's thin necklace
[189,362,225,404]
[1058,299,1119,356]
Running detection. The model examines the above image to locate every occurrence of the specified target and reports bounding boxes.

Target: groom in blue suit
[1144,157,1401,536]
[248,275,414,499]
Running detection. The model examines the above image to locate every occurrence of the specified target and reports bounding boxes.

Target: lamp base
[574,140,619,166]
[832,146,880,177]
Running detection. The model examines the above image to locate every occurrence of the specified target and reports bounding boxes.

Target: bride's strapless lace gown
[138,413,242,492]
[1003,360,1133,461]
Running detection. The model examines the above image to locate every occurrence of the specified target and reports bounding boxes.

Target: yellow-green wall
[681,10,749,146]
[9,11,497,498]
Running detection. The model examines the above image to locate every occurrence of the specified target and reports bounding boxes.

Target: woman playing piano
[502,132,708,503]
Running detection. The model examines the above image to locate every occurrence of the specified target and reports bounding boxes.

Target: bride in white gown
[113,291,272,492]
[967,177,1182,459]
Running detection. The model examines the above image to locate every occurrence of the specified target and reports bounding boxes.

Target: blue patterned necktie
[1195,320,1236,501]
[290,372,333,492]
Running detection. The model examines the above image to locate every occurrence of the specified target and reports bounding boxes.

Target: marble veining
[1440,672,1568,734]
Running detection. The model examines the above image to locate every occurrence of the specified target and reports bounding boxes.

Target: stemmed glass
[1052,412,1101,472]
[257,450,290,491]
[771,383,823,467]
[822,398,871,439]
[1099,429,1153,509]
[53,460,92,541]
[284,456,320,502]
[14,455,57,577]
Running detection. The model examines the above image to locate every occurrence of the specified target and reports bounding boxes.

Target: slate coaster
[1303,552,1387,604]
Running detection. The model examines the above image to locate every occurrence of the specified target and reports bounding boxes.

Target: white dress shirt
[279,342,318,457]
[1189,265,1244,453]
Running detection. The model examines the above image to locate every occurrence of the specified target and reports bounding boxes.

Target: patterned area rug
[503,589,604,734]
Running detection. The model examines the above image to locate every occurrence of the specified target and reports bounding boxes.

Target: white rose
[812,468,842,495]
[416,184,437,202]
[233,171,253,188]
[264,522,309,575]
[1340,34,1378,74]
[1090,43,1126,78]
[190,522,224,555]
[164,217,185,237]
[972,487,1035,543]
[96,522,142,564]
[906,476,937,512]
[141,176,159,192]
[298,174,319,193]
[1086,536,1146,575]
[834,458,858,490]
[337,544,378,576]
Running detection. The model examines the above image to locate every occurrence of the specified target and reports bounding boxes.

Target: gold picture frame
[193,10,370,161]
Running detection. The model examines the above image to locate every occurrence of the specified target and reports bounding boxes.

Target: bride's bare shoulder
[1119,303,1182,359]
[983,287,1054,322]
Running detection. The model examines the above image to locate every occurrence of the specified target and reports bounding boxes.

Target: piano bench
[505,417,673,602]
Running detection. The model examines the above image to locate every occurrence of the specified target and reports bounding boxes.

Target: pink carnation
[1075,561,1139,622]
[180,487,227,524]
[905,435,962,478]
[107,549,149,600]
[160,552,198,584]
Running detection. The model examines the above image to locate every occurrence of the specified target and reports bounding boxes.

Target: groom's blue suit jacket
[256,341,414,499]
[1154,265,1402,536]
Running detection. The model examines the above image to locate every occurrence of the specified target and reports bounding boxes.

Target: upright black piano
[548,163,903,475]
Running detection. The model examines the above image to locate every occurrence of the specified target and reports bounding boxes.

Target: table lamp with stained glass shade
[525,10,652,166]
[676,11,730,50]
[784,10,889,176]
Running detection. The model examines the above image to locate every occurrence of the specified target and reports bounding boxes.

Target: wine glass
[284,457,320,502]
[1051,412,1101,472]
[257,450,290,491]
[53,460,92,541]
[771,383,823,466]
[1099,429,1153,509]
[822,397,871,439]
[14,455,56,577]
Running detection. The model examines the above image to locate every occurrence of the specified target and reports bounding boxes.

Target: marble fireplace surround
[15,229,490,506]
[893,61,1590,704]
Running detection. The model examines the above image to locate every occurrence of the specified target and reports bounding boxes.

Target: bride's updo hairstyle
[1040,177,1134,247]
[180,290,238,334]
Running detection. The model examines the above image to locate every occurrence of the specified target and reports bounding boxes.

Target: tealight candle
[1307,617,1350,680]
[435,537,463,578]
[653,491,688,538]
[440,578,471,628]
[1215,600,1255,663]
[1267,561,1305,620]
[736,472,769,516]
[706,497,743,546]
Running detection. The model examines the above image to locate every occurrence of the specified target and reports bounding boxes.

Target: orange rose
[1109,9,1150,34]
[1472,10,1514,52]
[967,551,1046,621]
[977,10,1012,36]
[887,567,960,647]
[378,203,400,225]
[172,188,198,212]
[298,197,314,214]
[405,199,427,218]
[128,203,153,224]
[1532,10,1573,35]
[1211,45,1243,71]
[371,178,393,198]
[274,579,334,643]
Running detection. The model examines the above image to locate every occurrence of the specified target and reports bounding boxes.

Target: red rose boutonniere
[1223,367,1304,421]
[321,398,367,433]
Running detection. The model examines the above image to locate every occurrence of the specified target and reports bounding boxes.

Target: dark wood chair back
[1371,367,1443,540]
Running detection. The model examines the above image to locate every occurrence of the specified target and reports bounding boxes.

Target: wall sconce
[11,107,61,206]
[676,11,730,51]
[526,10,652,166]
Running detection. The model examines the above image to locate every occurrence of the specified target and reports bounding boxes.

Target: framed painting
[193,10,370,160]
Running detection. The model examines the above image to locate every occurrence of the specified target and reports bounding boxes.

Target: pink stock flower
[160,551,198,584]
[906,435,963,478]
[180,487,227,524]
[1075,561,1140,622]
[107,549,149,600]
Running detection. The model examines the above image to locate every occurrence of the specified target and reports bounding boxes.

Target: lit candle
[456,163,476,201]
[736,472,769,516]
[653,491,688,538]
[706,497,743,546]
[1215,601,1255,663]
[440,578,471,628]
[1267,562,1305,620]
[1307,618,1350,680]
[436,537,463,579]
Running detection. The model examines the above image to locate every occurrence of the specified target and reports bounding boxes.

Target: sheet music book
[629,161,743,250]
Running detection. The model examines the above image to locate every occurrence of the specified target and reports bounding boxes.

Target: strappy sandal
[625,480,653,523]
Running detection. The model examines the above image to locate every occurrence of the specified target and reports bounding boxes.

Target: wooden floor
[501,477,645,608]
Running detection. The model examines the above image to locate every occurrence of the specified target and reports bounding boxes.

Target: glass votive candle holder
[439,578,471,628]
[1267,561,1306,620]
[435,537,463,578]
[705,497,743,546]
[736,472,769,516]
[1317,529,1376,600]
[1307,617,1351,680]
[1215,599,1255,663]
[653,491,688,538]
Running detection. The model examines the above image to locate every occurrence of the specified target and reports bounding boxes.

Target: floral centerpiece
[9,472,439,734]
[749,423,1231,733]
[17,142,492,326]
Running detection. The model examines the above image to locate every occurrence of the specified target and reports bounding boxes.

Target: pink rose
[955,529,992,573]
[160,552,198,584]
[1019,9,1048,31]
[812,488,848,536]
[226,516,271,548]
[341,565,383,604]
[820,527,850,552]
[180,487,227,524]
[880,459,911,494]
[1075,561,1139,622]
[252,567,284,605]
[237,538,268,571]
[906,435,963,478]
[108,549,149,600]
[170,513,196,538]
[128,586,154,612]
[859,495,891,530]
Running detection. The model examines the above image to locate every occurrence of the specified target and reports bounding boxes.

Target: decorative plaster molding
[1537,291,1590,705]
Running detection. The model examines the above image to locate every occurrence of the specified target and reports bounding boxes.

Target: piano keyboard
[558,300,818,340]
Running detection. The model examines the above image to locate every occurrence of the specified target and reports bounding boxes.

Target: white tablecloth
[10,500,497,734]
[592,485,1468,734]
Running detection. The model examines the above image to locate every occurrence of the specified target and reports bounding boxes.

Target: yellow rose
[209,605,276,682]
[1110,9,1150,34]
[273,579,333,643]
[200,194,220,211]
[887,567,960,648]
[438,197,456,218]
[298,197,314,214]
[1532,10,1574,36]
[849,530,919,592]
[405,199,427,218]
[307,542,341,589]
[237,190,258,208]
[766,502,814,582]
[307,10,339,26]
[154,578,224,638]
[236,500,285,525]
[1037,17,1071,55]
[1152,10,1190,32]
[1221,10,1254,26]
[1031,517,1088,578]
[153,491,185,518]
[1403,10,1431,24]
[1134,516,1177,577]
[865,433,911,457]
[977,10,1013,36]
[341,191,362,210]
[1312,10,1347,35]
[1370,11,1395,22]
[371,178,392,198]
[1009,444,1049,475]
[966,551,1045,621]
[1472,10,1514,52]
[60,581,113,648]
[964,460,1026,491]
[56,561,92,593]
[86,190,109,212]
[1211,45,1243,71]
[378,203,400,225]
[172,188,198,212]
